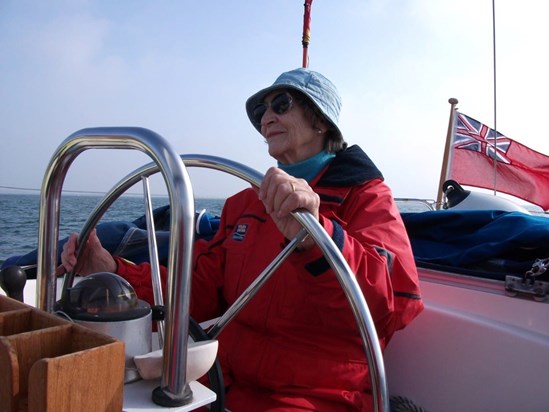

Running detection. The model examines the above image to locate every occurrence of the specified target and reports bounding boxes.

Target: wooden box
[0,295,125,412]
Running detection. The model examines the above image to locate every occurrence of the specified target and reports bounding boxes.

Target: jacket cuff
[291,216,345,277]
[113,256,140,282]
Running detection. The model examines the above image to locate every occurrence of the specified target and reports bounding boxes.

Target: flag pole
[302,0,313,68]
[436,97,459,209]
[491,0,498,196]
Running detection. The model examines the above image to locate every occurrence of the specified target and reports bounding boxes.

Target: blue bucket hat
[245,68,342,136]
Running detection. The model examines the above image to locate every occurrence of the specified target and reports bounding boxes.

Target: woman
[60,68,423,411]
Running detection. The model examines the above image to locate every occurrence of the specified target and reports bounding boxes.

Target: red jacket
[116,145,423,410]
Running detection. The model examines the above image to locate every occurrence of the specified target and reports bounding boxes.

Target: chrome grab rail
[75,153,389,412]
[36,127,195,406]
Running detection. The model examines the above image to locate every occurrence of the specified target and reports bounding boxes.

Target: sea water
[0,193,225,265]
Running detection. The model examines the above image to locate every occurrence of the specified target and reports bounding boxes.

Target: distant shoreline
[0,192,225,200]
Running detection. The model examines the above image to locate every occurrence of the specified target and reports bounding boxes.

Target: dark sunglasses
[252,92,294,126]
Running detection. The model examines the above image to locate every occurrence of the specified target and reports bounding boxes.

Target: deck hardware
[505,258,549,302]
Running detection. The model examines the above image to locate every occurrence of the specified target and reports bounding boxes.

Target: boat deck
[384,267,549,411]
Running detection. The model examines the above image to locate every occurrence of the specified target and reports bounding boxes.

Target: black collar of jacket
[316,145,383,187]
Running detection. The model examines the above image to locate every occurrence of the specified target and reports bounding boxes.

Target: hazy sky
[1,0,548,201]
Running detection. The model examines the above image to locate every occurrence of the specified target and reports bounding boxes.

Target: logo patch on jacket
[232,224,248,241]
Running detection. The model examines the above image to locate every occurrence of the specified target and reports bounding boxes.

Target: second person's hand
[56,229,117,276]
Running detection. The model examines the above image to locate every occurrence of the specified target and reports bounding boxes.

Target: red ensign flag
[449,112,549,210]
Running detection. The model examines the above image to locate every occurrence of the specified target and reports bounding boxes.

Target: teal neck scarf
[278,150,335,182]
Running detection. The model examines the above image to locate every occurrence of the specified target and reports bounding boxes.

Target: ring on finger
[289,181,296,192]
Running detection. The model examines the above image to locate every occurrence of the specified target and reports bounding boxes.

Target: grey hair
[291,90,347,153]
